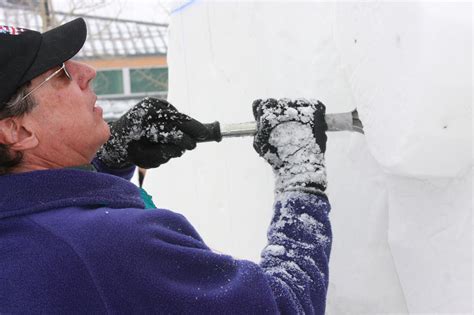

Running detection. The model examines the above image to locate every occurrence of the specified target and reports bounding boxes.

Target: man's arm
[90,97,332,313]
[261,192,331,314]
[254,98,332,314]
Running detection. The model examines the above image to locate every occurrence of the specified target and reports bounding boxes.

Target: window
[93,70,124,95]
[93,67,168,97]
[130,68,168,93]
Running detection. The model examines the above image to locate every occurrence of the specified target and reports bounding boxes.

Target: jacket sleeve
[75,207,279,314]
[76,193,330,314]
[260,191,332,315]
[91,157,136,181]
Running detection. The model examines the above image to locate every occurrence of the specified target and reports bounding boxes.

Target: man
[0,18,332,314]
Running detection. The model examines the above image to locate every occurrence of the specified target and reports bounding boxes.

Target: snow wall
[143,1,472,313]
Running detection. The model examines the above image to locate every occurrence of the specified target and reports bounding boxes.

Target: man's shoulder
[31,205,207,253]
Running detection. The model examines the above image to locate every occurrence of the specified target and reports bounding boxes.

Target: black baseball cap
[0,18,87,107]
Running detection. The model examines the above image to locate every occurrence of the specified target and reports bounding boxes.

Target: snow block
[333,2,472,178]
[158,1,472,313]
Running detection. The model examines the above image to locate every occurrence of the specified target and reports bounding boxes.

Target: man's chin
[95,122,111,148]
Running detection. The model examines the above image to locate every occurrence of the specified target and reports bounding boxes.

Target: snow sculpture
[333,2,471,178]
[145,1,471,313]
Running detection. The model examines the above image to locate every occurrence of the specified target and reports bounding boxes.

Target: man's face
[25,60,110,165]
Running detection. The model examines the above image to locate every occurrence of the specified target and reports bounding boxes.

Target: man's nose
[66,61,96,90]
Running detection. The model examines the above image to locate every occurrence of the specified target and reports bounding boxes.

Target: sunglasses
[12,63,72,106]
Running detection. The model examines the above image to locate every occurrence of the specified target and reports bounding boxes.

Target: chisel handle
[199,109,363,143]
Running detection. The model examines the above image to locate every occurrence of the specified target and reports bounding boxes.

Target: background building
[0,0,169,120]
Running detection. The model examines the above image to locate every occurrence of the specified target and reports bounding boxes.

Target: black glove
[253,98,328,194]
[97,97,209,169]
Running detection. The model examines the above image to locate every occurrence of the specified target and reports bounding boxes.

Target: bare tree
[38,0,53,30]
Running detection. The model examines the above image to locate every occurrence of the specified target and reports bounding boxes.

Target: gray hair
[0,83,37,174]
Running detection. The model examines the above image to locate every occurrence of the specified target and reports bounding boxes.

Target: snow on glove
[253,98,328,194]
[97,97,209,169]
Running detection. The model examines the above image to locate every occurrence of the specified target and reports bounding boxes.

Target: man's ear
[0,118,38,150]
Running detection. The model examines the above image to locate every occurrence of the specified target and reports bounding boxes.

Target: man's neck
[11,153,94,174]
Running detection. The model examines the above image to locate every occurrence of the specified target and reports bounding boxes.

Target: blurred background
[0,0,171,120]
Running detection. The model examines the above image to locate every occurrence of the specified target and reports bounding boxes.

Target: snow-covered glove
[253,98,328,194]
[97,97,209,169]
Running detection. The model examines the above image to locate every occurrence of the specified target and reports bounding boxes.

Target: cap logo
[0,26,26,35]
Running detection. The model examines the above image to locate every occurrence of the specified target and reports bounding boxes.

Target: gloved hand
[253,98,328,194]
[97,97,209,169]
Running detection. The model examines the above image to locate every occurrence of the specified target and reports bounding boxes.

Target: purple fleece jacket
[0,160,331,314]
